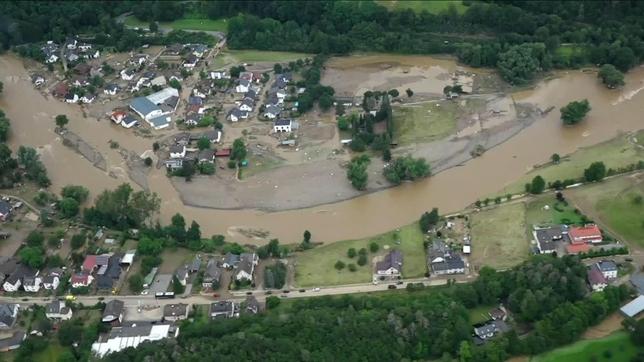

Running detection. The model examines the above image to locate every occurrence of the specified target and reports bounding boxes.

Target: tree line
[217,1,643,85]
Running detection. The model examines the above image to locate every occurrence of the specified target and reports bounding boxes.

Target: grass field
[555,44,588,62]
[294,223,427,287]
[568,174,644,247]
[531,332,640,362]
[470,203,529,270]
[525,194,585,227]
[124,16,228,32]
[494,131,644,196]
[378,1,467,14]
[393,101,458,145]
[212,50,311,69]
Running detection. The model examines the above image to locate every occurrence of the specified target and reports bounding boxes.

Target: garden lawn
[470,203,529,271]
[525,194,585,227]
[378,1,467,14]
[124,16,228,32]
[393,101,458,146]
[33,342,68,362]
[467,304,496,325]
[294,223,427,287]
[494,130,644,196]
[568,175,644,247]
[531,332,640,362]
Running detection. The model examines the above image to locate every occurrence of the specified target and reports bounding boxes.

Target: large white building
[91,322,179,357]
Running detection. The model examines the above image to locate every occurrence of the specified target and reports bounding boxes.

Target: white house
[235,79,250,94]
[2,278,21,293]
[120,116,138,129]
[264,105,281,119]
[210,71,229,80]
[45,54,59,64]
[45,299,72,320]
[375,250,403,276]
[597,260,618,280]
[588,264,607,292]
[80,94,96,104]
[239,98,254,112]
[234,253,258,282]
[64,93,79,104]
[121,69,135,81]
[273,119,292,133]
[22,276,42,293]
[42,274,60,290]
[104,84,120,95]
[169,145,186,159]
[227,108,248,122]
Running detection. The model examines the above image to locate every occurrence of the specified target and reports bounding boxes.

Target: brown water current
[1,54,643,245]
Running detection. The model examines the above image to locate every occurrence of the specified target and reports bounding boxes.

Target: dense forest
[103,256,632,361]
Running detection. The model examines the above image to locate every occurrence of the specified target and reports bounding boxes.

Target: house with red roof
[566,243,590,255]
[587,264,607,292]
[569,224,603,244]
[82,255,98,273]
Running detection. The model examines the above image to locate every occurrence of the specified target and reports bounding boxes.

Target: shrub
[347,263,357,272]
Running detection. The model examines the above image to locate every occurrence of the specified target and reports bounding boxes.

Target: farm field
[212,50,311,69]
[470,203,529,271]
[377,0,467,14]
[567,173,644,247]
[294,222,427,287]
[124,16,228,32]
[531,332,640,362]
[494,131,644,196]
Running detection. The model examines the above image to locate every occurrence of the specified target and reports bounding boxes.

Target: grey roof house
[210,301,235,319]
[0,304,19,329]
[202,259,222,289]
[375,250,403,276]
[102,300,124,324]
[163,303,189,322]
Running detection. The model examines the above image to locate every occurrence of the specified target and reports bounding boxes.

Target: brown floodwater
[1,54,643,245]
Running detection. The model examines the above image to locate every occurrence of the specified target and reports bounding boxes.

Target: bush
[347,263,357,272]
[128,274,144,294]
[334,260,345,270]
[144,157,153,166]
[369,242,379,253]
[266,296,281,309]
[561,99,591,125]
[227,160,237,169]
[357,253,367,266]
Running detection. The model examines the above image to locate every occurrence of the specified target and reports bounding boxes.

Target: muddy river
[1,54,643,245]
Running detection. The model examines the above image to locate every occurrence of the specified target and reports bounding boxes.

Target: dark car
[396,281,404,285]
[387,285,397,290]
[265,291,272,295]
[282,290,290,293]
[246,291,253,295]
[299,289,305,293]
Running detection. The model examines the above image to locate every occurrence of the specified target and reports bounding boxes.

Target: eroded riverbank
[1,53,643,245]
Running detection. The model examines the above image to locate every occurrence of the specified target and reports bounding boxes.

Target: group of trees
[383,155,431,185]
[419,208,440,233]
[58,185,89,218]
[348,93,393,157]
[560,99,591,125]
[83,183,160,230]
[105,255,630,362]
[346,155,370,190]
[296,55,335,113]
[263,261,287,289]
[0,114,51,188]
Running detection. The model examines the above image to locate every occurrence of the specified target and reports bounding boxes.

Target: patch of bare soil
[582,313,624,339]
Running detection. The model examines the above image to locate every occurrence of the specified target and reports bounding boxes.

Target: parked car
[265,291,272,295]
[388,285,397,290]
[212,293,219,298]
[396,281,404,285]
[299,289,305,293]
[313,287,320,292]
[282,290,290,294]
[246,291,253,295]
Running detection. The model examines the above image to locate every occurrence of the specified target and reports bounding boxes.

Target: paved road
[0,276,473,308]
